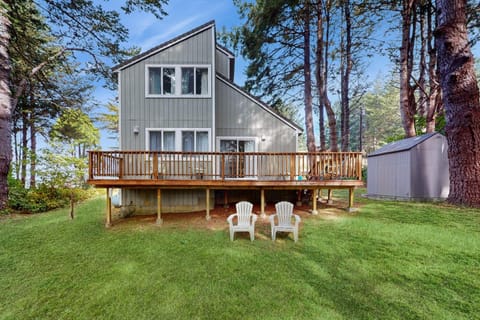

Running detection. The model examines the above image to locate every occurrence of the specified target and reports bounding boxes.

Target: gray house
[112,21,303,213]
[367,132,449,201]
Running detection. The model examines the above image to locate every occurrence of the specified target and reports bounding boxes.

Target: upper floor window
[146,65,211,98]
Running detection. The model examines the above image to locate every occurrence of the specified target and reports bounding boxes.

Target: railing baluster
[88,151,363,183]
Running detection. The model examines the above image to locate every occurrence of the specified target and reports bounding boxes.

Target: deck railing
[88,151,363,181]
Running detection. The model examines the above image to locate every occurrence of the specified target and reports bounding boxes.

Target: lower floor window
[148,129,210,152]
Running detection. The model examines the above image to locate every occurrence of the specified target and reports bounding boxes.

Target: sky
[94,0,479,149]
[96,0,246,102]
[95,0,247,149]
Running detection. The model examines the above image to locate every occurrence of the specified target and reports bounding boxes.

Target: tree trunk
[30,111,36,188]
[13,122,19,179]
[315,0,337,151]
[426,0,441,133]
[436,0,480,206]
[0,6,12,210]
[21,109,27,187]
[418,6,428,118]
[322,1,338,151]
[303,3,316,153]
[340,0,352,151]
[70,190,75,219]
[399,0,417,137]
[315,0,326,151]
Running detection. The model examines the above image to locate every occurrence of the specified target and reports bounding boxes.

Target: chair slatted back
[236,201,253,226]
[275,201,294,226]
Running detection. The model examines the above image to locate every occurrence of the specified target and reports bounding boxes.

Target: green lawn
[1,192,479,320]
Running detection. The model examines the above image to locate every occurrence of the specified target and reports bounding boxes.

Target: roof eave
[112,20,216,72]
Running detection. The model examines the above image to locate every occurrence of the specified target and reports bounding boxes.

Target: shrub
[7,178,96,214]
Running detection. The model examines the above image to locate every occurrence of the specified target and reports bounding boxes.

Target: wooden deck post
[105,188,112,228]
[206,188,211,220]
[260,188,266,218]
[290,154,296,180]
[347,187,356,212]
[327,189,333,205]
[156,189,163,225]
[152,153,158,179]
[223,191,229,208]
[312,188,318,215]
[118,158,124,179]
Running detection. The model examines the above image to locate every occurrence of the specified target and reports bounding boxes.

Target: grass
[0,191,479,320]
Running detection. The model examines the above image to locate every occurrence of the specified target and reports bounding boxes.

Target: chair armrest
[294,214,301,226]
[227,213,238,226]
[269,214,277,225]
[251,214,258,224]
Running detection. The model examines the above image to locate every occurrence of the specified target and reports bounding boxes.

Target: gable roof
[216,73,303,133]
[368,132,441,157]
[112,20,216,72]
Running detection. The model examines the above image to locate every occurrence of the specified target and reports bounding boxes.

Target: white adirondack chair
[270,201,301,242]
[227,201,257,241]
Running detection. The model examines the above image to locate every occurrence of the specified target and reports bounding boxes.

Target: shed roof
[368,132,440,157]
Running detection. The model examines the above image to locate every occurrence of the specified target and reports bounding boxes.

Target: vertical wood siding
[120,28,214,151]
[215,49,230,79]
[119,27,214,210]
[215,79,297,153]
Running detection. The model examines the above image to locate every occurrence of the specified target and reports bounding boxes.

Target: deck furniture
[270,201,301,242]
[227,201,257,241]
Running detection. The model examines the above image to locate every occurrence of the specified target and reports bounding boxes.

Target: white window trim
[145,64,212,98]
[216,136,259,152]
[146,128,212,152]
[216,136,259,180]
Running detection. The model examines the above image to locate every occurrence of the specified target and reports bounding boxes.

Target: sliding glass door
[218,138,256,178]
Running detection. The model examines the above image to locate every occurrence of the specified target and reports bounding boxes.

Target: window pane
[182,131,194,152]
[220,140,237,152]
[162,68,175,95]
[149,131,162,151]
[149,67,162,94]
[181,68,194,94]
[239,140,255,152]
[163,131,175,151]
[196,131,209,152]
[195,68,208,95]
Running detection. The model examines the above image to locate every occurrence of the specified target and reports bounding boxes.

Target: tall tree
[436,0,480,206]
[0,0,168,210]
[0,1,12,209]
[340,0,353,151]
[230,0,317,151]
[399,0,418,138]
[95,101,120,143]
[361,74,404,153]
[9,0,66,187]
[50,108,99,159]
[303,2,316,152]
[314,0,337,151]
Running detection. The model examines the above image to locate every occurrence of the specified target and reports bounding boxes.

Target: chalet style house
[87,21,363,226]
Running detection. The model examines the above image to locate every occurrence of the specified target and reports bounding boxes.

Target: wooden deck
[87,151,363,226]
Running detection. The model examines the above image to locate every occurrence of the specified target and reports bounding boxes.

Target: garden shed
[367,132,449,201]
